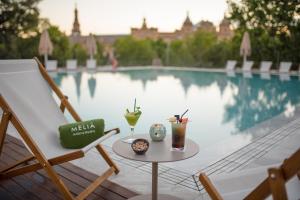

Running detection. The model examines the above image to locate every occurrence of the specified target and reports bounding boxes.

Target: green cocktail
[125,112,141,126]
[123,99,142,143]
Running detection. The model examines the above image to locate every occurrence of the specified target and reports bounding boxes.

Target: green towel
[59,119,105,149]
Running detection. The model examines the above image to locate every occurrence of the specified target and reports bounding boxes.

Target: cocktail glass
[171,118,188,151]
[123,111,141,143]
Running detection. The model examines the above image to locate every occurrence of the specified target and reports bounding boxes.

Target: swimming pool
[51,69,300,154]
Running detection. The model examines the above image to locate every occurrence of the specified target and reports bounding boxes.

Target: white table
[112,134,199,200]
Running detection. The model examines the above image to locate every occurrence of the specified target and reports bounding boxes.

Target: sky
[39,0,229,35]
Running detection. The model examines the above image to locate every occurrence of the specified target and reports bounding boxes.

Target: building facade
[131,13,195,42]
[68,6,234,53]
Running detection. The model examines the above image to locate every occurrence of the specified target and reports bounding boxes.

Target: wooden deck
[0,135,138,200]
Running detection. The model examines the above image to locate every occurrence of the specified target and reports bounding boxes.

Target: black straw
[180,109,189,120]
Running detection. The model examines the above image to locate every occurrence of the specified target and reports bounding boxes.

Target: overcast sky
[39,0,229,35]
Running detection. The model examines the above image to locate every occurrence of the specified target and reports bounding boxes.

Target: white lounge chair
[225,60,237,71]
[260,61,272,73]
[279,62,292,73]
[46,60,57,71]
[66,59,77,70]
[260,61,272,80]
[87,59,96,69]
[0,58,120,200]
[242,61,254,72]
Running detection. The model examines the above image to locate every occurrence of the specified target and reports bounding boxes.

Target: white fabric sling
[279,62,292,73]
[260,61,272,73]
[66,60,77,70]
[225,60,237,71]
[242,61,254,72]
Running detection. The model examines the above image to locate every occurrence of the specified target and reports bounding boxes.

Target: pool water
[51,69,300,150]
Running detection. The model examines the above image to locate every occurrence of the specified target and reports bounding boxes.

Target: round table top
[112,134,199,163]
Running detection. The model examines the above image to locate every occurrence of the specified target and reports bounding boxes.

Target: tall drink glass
[171,118,188,151]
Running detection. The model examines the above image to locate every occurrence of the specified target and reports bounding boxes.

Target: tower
[72,4,81,36]
[142,17,147,29]
[218,16,233,40]
[180,11,194,37]
[181,11,193,30]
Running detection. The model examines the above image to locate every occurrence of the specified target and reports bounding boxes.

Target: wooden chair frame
[199,148,300,200]
[0,57,120,200]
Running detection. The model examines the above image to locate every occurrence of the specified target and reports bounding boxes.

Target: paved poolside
[69,105,300,200]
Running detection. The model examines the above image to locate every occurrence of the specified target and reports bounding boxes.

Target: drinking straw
[174,115,180,123]
[180,109,189,121]
[134,98,136,112]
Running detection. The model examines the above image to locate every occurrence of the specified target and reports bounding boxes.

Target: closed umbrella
[240,31,251,63]
[86,34,97,60]
[39,29,53,64]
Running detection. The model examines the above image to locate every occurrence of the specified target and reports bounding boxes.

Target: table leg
[152,162,158,200]
[128,162,181,200]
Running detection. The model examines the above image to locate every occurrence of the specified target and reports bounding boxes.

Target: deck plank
[0,135,138,200]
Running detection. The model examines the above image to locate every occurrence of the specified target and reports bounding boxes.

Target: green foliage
[16,35,40,59]
[186,30,218,67]
[228,0,300,64]
[204,40,234,68]
[47,26,71,66]
[0,0,40,58]
[151,39,167,64]
[114,36,155,66]
[168,40,194,66]
[95,41,107,65]
[165,30,235,68]
[70,44,88,66]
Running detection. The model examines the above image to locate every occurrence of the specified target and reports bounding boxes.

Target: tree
[186,30,218,67]
[70,43,88,66]
[205,40,233,68]
[48,25,71,66]
[151,39,167,64]
[168,40,194,67]
[228,0,300,64]
[95,41,107,65]
[114,36,155,66]
[0,0,40,58]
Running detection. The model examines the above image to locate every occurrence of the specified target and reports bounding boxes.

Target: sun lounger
[46,60,57,71]
[242,61,254,72]
[260,61,272,73]
[87,59,96,69]
[66,59,77,70]
[225,60,237,71]
[0,58,120,200]
[199,148,300,200]
[279,62,292,73]
[260,61,272,79]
